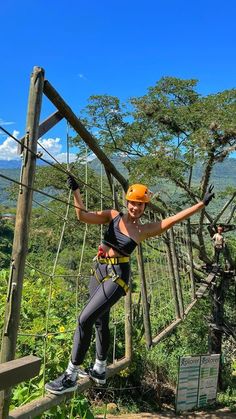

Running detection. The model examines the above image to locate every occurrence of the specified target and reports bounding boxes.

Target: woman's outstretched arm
[141,201,204,239]
[140,185,215,240]
[67,175,116,225]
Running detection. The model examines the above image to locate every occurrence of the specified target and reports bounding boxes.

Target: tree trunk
[208,273,229,390]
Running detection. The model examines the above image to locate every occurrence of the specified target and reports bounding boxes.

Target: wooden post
[122,191,132,360]
[208,273,229,390]
[125,272,133,360]
[0,66,44,419]
[186,220,196,299]
[168,228,184,318]
[18,110,63,148]
[136,243,152,348]
[105,169,120,211]
[164,236,181,319]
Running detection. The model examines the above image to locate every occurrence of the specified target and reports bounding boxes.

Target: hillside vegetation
[1,157,236,206]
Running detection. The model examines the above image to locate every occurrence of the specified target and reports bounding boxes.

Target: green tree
[73,78,236,386]
[0,219,14,268]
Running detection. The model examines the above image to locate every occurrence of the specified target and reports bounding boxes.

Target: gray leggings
[71,261,130,365]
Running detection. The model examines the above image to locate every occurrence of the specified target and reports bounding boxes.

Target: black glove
[203,184,215,206]
[67,175,79,191]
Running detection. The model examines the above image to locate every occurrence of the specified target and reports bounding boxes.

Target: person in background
[45,180,215,395]
[212,225,226,265]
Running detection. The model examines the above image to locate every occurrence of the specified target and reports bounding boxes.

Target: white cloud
[38,138,79,163]
[78,73,87,80]
[52,152,78,163]
[0,118,15,126]
[0,133,78,163]
[38,137,62,155]
[87,153,96,162]
[0,130,20,160]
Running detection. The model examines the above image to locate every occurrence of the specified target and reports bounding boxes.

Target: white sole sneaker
[77,368,89,379]
[45,382,78,395]
[88,369,106,385]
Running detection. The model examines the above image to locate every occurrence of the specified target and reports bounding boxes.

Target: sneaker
[88,367,106,385]
[77,367,88,379]
[45,372,78,395]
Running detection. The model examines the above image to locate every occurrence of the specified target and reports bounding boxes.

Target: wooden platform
[196,270,218,298]
[0,355,41,390]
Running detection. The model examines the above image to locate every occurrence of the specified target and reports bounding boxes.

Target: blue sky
[0,0,235,161]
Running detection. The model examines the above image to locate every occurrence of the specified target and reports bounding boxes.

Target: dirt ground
[95,407,235,418]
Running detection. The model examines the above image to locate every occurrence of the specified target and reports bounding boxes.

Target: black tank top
[102,212,138,256]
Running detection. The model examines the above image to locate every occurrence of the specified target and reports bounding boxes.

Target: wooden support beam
[136,244,153,348]
[0,356,41,391]
[186,219,196,299]
[125,282,133,360]
[18,111,63,154]
[152,276,218,347]
[169,228,184,317]
[9,358,130,419]
[123,191,133,360]
[152,269,220,346]
[105,168,120,211]
[152,318,182,345]
[40,81,166,218]
[43,80,129,192]
[164,236,181,319]
[37,111,64,139]
[184,298,198,315]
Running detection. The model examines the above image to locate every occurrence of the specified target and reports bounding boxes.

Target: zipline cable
[75,147,89,317]
[40,124,73,396]
[32,198,69,222]
[0,125,68,174]
[0,172,88,212]
[0,125,116,201]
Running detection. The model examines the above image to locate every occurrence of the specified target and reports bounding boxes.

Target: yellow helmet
[125,184,152,203]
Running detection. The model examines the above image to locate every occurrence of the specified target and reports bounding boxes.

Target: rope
[0,125,72,177]
[0,172,88,212]
[42,190,72,395]
[100,163,103,242]
[25,256,90,280]
[32,198,67,221]
[31,198,95,231]
[74,148,88,316]
[0,125,114,201]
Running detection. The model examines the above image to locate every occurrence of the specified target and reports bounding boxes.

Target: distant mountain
[90,157,236,187]
[193,158,236,180]
[0,157,236,206]
[89,156,128,176]
[2,157,235,182]
[0,160,22,169]
[0,159,46,169]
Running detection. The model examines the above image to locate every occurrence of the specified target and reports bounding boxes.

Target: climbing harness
[102,274,129,295]
[91,256,130,294]
[98,256,130,264]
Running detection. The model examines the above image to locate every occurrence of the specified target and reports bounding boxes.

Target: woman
[45,178,214,395]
